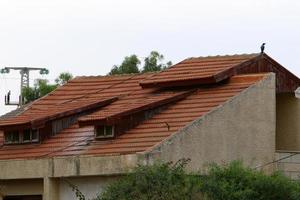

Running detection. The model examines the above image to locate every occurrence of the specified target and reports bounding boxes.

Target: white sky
[0,0,300,115]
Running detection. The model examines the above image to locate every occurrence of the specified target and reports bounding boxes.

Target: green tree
[109,55,140,75]
[55,72,73,85]
[142,51,172,73]
[70,160,300,200]
[199,161,300,200]
[35,79,57,97]
[98,159,196,200]
[108,51,172,75]
[22,72,73,104]
[21,86,38,104]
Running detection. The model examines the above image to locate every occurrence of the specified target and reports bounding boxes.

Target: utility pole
[0,67,49,106]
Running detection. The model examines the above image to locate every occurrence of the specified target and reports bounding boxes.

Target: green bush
[199,161,300,200]
[71,160,300,200]
[98,159,198,200]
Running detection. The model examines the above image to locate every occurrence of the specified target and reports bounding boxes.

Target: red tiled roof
[0,73,267,159]
[78,89,195,126]
[140,54,259,88]
[0,74,151,129]
[0,53,298,160]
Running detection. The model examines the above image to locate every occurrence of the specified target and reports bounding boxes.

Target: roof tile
[140,54,259,88]
[0,53,288,160]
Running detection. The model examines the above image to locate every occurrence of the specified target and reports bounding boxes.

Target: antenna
[0,67,49,106]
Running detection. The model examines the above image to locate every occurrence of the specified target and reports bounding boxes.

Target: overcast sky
[0,0,300,115]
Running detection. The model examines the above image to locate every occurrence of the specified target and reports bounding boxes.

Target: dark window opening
[4,129,40,144]
[23,129,31,142]
[31,129,39,142]
[95,125,114,138]
[4,195,42,200]
[4,130,19,144]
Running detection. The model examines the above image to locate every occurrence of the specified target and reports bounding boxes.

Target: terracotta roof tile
[140,54,259,88]
[0,53,291,160]
[0,74,153,129]
[0,73,267,159]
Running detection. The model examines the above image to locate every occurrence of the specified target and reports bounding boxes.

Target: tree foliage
[142,51,172,73]
[71,160,300,200]
[109,55,140,75]
[55,72,73,85]
[98,159,196,200]
[22,72,73,104]
[108,51,172,75]
[199,161,300,200]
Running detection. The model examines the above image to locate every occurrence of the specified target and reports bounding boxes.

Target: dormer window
[4,129,39,144]
[23,129,31,142]
[4,130,19,144]
[31,129,39,142]
[95,125,114,139]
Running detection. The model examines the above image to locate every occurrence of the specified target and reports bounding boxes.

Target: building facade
[0,53,299,200]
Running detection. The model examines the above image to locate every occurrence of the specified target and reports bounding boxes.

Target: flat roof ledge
[0,154,142,179]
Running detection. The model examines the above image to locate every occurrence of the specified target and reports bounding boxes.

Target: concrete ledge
[0,154,141,180]
[0,159,48,179]
[53,154,139,177]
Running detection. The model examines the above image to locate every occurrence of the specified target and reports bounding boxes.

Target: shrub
[71,160,300,200]
[97,159,198,200]
[199,161,300,200]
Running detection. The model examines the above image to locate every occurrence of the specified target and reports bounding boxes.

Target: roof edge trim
[78,89,196,127]
[31,97,119,128]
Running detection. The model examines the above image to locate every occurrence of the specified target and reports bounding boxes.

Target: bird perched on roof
[260,43,266,54]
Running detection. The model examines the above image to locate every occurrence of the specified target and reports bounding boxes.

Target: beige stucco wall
[144,73,276,172]
[59,176,117,200]
[275,151,300,180]
[276,93,300,151]
[0,155,138,200]
[0,176,117,200]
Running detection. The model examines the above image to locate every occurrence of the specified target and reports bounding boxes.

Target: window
[31,129,39,142]
[95,125,114,138]
[23,129,31,142]
[4,131,19,144]
[4,129,39,144]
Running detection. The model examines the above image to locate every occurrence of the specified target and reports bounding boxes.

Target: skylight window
[95,125,114,139]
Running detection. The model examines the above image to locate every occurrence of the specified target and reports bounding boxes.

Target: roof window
[95,125,114,139]
[4,129,40,144]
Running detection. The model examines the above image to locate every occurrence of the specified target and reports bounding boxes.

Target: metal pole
[0,67,48,106]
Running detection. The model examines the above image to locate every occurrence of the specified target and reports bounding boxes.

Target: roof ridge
[74,72,157,80]
[185,53,259,60]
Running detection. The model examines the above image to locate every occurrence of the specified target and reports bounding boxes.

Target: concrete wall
[275,151,300,180]
[59,176,117,200]
[276,93,300,151]
[144,73,276,172]
[0,176,117,200]
[0,154,138,180]
[0,154,139,200]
